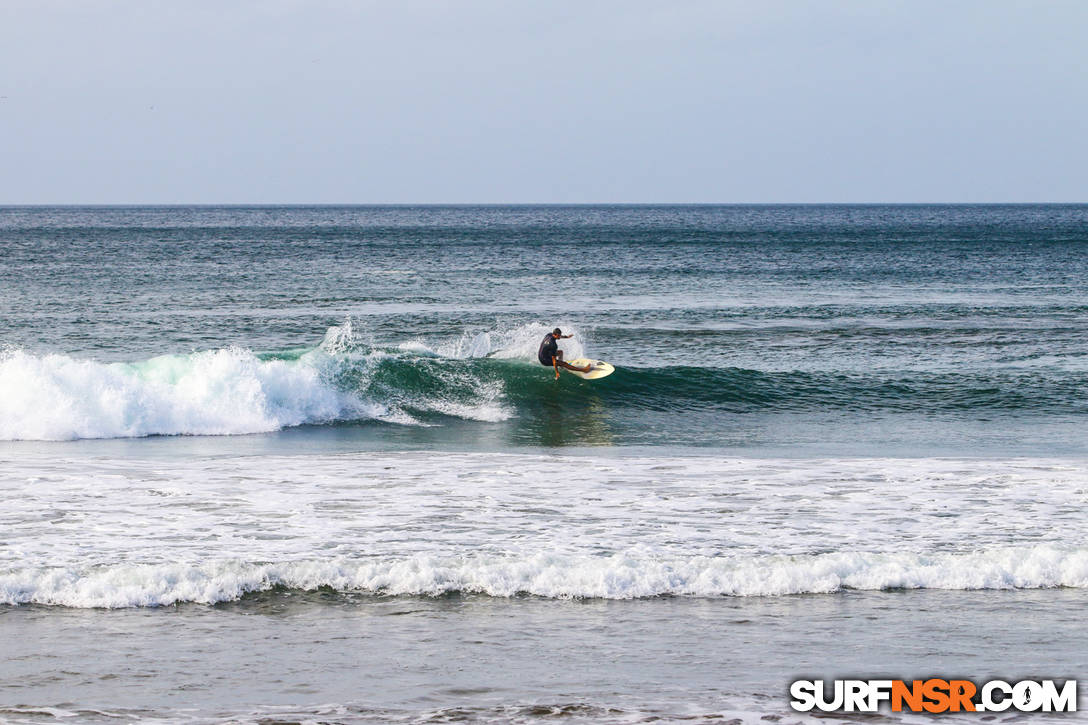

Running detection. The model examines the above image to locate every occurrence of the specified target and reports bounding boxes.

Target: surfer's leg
[553,350,590,375]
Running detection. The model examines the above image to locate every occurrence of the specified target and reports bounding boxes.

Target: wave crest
[5,546,1087,608]
[0,346,378,440]
[0,320,527,440]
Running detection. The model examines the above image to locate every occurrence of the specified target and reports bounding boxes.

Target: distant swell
[4,547,1087,608]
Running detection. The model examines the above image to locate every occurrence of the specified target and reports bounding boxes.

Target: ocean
[1,204,1086,723]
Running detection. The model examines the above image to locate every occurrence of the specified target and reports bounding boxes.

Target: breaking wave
[0,319,530,440]
[4,546,1087,608]
[4,318,1087,441]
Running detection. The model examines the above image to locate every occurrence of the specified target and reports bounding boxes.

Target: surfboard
[565,358,615,380]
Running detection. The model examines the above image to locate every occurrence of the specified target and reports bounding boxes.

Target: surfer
[538,328,591,380]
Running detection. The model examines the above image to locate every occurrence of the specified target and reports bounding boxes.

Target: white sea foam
[0,321,521,440]
[2,452,1087,607]
[4,547,1087,608]
[0,347,378,440]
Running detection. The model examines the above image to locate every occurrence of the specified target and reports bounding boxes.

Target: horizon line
[2,201,1086,208]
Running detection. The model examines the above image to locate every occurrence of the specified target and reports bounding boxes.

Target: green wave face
[4,320,1087,445]
[261,329,1088,449]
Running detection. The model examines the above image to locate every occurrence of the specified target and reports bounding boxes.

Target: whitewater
[0,320,567,440]
[3,451,1086,607]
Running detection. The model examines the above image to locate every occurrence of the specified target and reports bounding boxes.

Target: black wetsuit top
[538,334,558,366]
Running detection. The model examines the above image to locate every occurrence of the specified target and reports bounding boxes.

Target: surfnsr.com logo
[790,679,1077,713]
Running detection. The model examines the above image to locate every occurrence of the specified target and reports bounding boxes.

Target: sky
[1,0,1086,204]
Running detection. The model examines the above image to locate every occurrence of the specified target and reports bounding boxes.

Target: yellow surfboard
[566,358,615,380]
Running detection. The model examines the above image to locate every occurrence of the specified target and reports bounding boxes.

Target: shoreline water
[4,589,1086,723]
